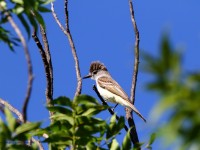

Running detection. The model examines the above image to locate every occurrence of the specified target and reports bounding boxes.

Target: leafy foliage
[0,108,40,150]
[35,95,132,150]
[143,35,200,149]
[0,95,135,149]
[0,0,53,51]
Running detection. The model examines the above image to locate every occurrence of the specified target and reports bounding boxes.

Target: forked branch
[51,1,82,97]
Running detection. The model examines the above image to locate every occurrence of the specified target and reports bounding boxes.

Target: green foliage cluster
[0,0,53,51]
[0,108,40,150]
[1,95,137,150]
[38,95,130,150]
[143,35,200,149]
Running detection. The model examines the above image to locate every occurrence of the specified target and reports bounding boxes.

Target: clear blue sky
[0,0,200,149]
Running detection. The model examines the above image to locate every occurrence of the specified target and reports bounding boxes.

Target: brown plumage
[89,61,108,73]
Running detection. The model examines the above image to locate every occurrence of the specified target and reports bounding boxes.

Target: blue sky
[1,0,200,149]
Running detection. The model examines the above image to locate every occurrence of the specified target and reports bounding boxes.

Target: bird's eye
[93,70,97,75]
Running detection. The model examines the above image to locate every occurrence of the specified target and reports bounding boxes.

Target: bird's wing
[97,76,129,101]
[98,76,147,122]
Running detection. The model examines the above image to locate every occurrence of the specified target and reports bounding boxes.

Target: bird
[83,61,146,122]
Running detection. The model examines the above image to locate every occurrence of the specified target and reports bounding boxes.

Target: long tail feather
[125,101,146,122]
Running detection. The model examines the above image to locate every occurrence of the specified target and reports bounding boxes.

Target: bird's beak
[82,74,92,79]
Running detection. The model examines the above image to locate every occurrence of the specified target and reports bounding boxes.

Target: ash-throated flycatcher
[83,61,146,122]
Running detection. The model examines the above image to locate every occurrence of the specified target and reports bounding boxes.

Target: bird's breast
[96,84,119,104]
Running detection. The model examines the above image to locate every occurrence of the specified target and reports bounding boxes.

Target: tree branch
[39,25,53,98]
[0,98,24,122]
[6,12,33,123]
[125,0,141,148]
[32,30,54,120]
[51,2,68,35]
[64,0,82,97]
[129,0,140,103]
[51,1,82,97]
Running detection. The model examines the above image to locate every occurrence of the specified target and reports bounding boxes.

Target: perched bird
[83,61,146,122]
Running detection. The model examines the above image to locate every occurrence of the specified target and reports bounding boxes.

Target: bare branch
[51,2,68,35]
[129,0,140,103]
[125,0,141,148]
[0,98,24,122]
[5,13,33,123]
[51,1,82,97]
[32,30,54,120]
[64,0,82,97]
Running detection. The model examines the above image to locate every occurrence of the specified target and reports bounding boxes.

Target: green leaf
[0,1,7,10]
[43,133,72,145]
[76,105,108,116]
[50,113,74,125]
[14,122,41,139]
[17,14,31,39]
[5,107,16,132]
[75,116,105,126]
[12,6,24,14]
[33,10,45,28]
[7,144,37,150]
[52,97,72,107]
[46,121,72,133]
[74,95,99,106]
[25,13,38,33]
[106,115,125,140]
[47,106,72,116]
[149,133,156,145]
[122,131,131,150]
[11,0,24,5]
[0,121,11,149]
[86,142,99,150]
[38,6,51,12]
[110,139,120,150]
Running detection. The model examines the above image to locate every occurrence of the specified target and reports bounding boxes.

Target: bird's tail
[125,100,146,122]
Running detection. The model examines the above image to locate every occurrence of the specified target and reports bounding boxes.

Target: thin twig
[0,98,24,122]
[64,0,82,97]
[51,1,82,97]
[6,13,33,123]
[51,2,67,35]
[93,85,129,132]
[0,98,44,150]
[32,30,54,120]
[129,0,140,103]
